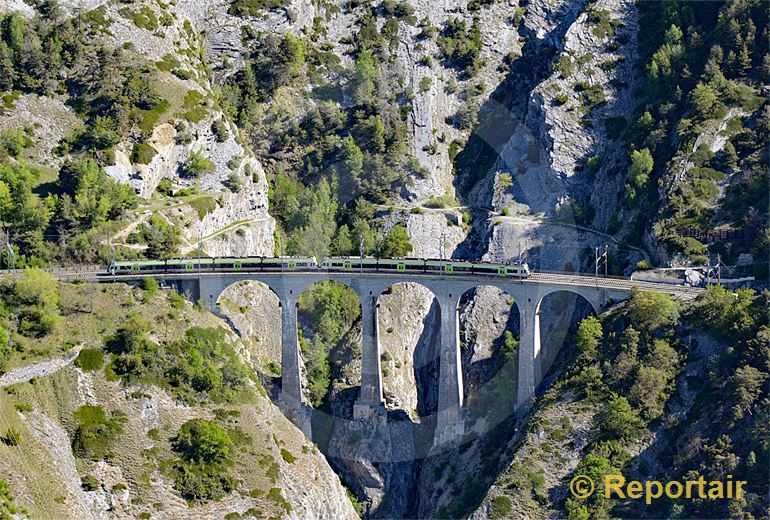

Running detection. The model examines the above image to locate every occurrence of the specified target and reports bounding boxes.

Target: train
[108,257,531,278]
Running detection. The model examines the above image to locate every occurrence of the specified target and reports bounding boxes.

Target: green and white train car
[320,257,530,278]
[109,257,317,275]
[108,256,529,278]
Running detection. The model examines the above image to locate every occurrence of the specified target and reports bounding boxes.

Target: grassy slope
[0,281,334,519]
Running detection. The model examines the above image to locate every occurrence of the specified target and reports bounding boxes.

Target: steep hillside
[0,272,358,519]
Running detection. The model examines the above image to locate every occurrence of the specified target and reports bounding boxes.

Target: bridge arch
[296,280,363,409]
[457,284,520,428]
[375,281,441,419]
[533,289,597,385]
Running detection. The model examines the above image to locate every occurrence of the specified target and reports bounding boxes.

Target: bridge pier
[434,292,464,446]
[277,296,313,437]
[517,301,541,408]
[354,294,386,421]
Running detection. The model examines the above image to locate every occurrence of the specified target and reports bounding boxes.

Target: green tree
[600,394,645,441]
[628,148,653,189]
[695,285,757,340]
[173,419,232,464]
[576,316,602,361]
[352,48,378,106]
[690,82,722,119]
[378,225,413,258]
[13,269,60,336]
[626,288,679,332]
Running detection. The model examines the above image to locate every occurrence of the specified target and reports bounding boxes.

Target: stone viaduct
[148,270,695,446]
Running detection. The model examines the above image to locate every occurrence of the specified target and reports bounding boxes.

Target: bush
[600,394,645,441]
[171,419,236,501]
[131,142,157,165]
[437,18,484,74]
[182,149,215,178]
[13,269,61,337]
[173,419,231,464]
[378,225,413,258]
[280,448,295,463]
[490,495,513,518]
[74,348,104,371]
[71,405,125,460]
[139,277,160,295]
[211,118,229,142]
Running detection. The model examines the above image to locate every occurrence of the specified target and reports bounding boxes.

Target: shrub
[419,76,432,93]
[74,348,104,371]
[173,419,231,464]
[437,18,484,74]
[490,495,513,518]
[182,150,215,178]
[171,419,236,501]
[131,142,157,165]
[71,405,125,460]
[13,269,61,337]
[212,118,229,142]
[280,448,295,463]
[139,277,160,295]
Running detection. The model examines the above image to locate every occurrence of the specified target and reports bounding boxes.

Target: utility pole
[595,244,608,288]
[360,236,364,273]
[716,253,721,284]
[4,230,14,272]
[197,230,202,273]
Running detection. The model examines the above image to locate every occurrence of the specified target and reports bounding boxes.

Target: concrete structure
[39,267,702,446]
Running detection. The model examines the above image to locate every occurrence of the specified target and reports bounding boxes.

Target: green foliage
[139,276,160,295]
[576,316,602,361]
[71,405,125,460]
[0,326,9,374]
[626,288,679,332]
[490,495,513,518]
[600,394,645,441]
[211,118,229,142]
[298,281,360,407]
[171,419,236,501]
[627,148,653,196]
[694,285,758,340]
[228,0,289,16]
[377,225,412,258]
[189,196,216,219]
[131,142,157,165]
[108,324,253,405]
[182,149,215,178]
[12,269,60,336]
[74,348,104,371]
[0,128,31,159]
[437,18,484,74]
[173,419,232,464]
[418,76,432,93]
[0,480,22,520]
[280,448,295,463]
